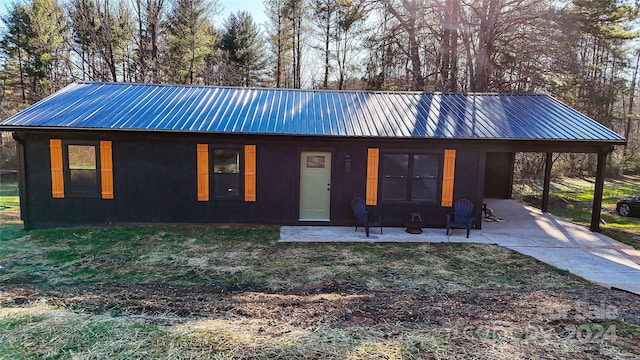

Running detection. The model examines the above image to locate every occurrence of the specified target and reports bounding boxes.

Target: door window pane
[306,155,325,168]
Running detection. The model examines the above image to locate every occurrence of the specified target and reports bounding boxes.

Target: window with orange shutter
[198,145,256,202]
[50,139,114,199]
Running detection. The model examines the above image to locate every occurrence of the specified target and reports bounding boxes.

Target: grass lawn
[514,175,640,249]
[1,224,639,359]
[0,181,20,223]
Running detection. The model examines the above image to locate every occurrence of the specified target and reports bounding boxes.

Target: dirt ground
[2,281,639,355]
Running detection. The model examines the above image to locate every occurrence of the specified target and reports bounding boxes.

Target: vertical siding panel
[100,141,114,199]
[441,149,456,207]
[366,148,379,205]
[49,139,64,198]
[197,144,209,201]
[244,145,256,201]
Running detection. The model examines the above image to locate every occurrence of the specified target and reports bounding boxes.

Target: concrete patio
[280,199,640,295]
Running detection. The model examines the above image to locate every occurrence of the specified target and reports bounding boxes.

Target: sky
[0,0,269,30]
[219,0,269,26]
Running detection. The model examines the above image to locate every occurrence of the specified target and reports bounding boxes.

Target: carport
[480,143,618,232]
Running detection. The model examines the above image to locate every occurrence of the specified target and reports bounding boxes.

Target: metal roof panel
[0,82,625,143]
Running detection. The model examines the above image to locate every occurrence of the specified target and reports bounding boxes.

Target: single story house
[0,82,626,230]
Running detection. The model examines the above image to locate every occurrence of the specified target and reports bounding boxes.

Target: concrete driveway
[280,199,640,295]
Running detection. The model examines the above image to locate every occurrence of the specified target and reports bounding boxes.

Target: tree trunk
[276,6,283,88]
[323,15,330,89]
[337,31,345,90]
[295,11,302,89]
[441,10,450,91]
[384,1,424,90]
[148,0,164,83]
[17,47,26,103]
[448,0,459,92]
[624,51,640,154]
[473,0,501,92]
[407,22,424,90]
[108,43,117,82]
[460,27,474,92]
[135,0,146,81]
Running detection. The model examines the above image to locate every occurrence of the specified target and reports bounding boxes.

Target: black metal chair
[350,197,382,237]
[446,199,475,238]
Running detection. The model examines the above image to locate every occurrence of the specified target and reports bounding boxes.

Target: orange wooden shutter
[100,141,114,199]
[50,139,64,198]
[366,148,379,205]
[197,144,209,201]
[244,145,256,201]
[441,149,456,207]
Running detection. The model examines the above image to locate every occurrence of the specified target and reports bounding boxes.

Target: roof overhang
[4,126,624,154]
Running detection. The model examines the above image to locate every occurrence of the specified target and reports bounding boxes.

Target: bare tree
[310,0,337,88]
[69,0,134,82]
[381,0,426,90]
[132,0,165,82]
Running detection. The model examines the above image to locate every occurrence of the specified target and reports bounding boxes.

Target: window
[306,155,325,168]
[197,144,255,202]
[65,144,100,196]
[381,153,439,202]
[50,139,113,199]
[213,149,241,198]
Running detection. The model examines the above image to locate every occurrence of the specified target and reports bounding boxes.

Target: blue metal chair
[446,199,475,238]
[351,197,382,237]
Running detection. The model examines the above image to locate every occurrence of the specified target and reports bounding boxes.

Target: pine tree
[28,0,67,97]
[0,4,33,103]
[220,11,268,86]
[163,0,219,84]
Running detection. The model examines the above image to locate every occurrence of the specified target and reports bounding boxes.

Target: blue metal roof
[0,82,625,143]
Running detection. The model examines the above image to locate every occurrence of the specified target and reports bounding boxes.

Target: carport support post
[541,152,552,213]
[590,151,608,232]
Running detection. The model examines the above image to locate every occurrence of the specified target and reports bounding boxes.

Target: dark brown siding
[20,131,484,229]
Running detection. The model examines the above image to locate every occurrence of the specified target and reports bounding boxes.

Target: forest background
[0,0,639,180]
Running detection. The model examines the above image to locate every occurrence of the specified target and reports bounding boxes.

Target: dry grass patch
[1,224,639,358]
[2,302,637,359]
